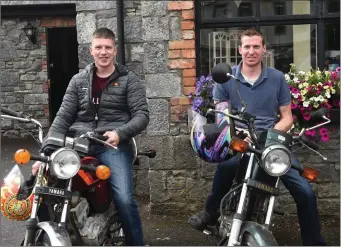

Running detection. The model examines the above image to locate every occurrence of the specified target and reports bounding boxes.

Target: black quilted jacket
[48,63,149,142]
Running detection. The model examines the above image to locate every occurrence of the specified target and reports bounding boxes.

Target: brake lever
[80,132,118,149]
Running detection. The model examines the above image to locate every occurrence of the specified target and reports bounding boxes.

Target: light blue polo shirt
[213,62,291,130]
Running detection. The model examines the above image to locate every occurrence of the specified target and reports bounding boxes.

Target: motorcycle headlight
[261,144,291,177]
[50,148,81,179]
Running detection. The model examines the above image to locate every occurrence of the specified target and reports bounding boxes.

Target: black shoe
[188,211,219,231]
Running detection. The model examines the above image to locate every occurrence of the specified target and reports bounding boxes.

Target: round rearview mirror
[212,63,233,84]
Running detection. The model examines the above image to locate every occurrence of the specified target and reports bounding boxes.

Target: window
[196,0,340,75]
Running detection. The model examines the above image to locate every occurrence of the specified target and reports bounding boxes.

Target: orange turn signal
[96,165,111,180]
[302,166,320,182]
[14,149,31,165]
[230,137,249,153]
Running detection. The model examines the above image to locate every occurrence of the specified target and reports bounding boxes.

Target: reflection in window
[201,0,255,19]
[260,24,317,73]
[275,25,286,35]
[324,23,340,70]
[325,0,340,14]
[274,2,286,15]
[238,2,253,17]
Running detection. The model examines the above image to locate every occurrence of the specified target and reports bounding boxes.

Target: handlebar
[296,135,319,150]
[0,107,22,117]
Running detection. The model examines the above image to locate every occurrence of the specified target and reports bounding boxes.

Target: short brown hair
[93,27,116,41]
[239,29,265,46]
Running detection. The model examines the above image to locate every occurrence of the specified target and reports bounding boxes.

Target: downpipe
[227,153,254,246]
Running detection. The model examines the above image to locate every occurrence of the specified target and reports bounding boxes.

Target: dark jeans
[205,154,326,246]
[89,143,144,246]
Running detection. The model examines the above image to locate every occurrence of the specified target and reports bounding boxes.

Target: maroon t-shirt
[92,73,110,101]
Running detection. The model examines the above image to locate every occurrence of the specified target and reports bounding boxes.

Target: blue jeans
[205,154,326,246]
[89,143,144,246]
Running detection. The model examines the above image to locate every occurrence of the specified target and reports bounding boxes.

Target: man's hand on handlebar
[103,130,120,147]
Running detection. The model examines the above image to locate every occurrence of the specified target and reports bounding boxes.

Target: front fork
[227,153,279,246]
[227,153,254,246]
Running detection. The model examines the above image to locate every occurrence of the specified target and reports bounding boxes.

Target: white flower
[318,95,325,102]
[293,93,299,98]
[299,71,305,75]
[303,101,310,107]
[325,92,331,98]
[298,84,303,89]
[285,74,290,81]
[294,77,299,83]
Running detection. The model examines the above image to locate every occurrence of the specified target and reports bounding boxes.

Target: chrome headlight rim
[50,147,81,179]
[261,144,291,177]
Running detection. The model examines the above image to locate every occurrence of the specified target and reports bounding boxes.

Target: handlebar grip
[138,149,156,158]
[92,134,109,142]
[80,164,96,172]
[300,135,319,150]
[1,107,21,117]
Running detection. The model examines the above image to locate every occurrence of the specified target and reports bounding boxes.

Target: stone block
[135,169,150,197]
[24,94,48,104]
[0,40,17,61]
[317,199,340,215]
[0,71,19,87]
[170,17,181,40]
[97,18,117,33]
[130,44,144,62]
[147,99,169,136]
[146,73,181,98]
[76,12,97,44]
[150,202,188,215]
[149,170,167,203]
[96,9,117,19]
[0,61,5,69]
[76,1,116,11]
[173,135,198,169]
[124,16,143,43]
[142,17,169,41]
[143,42,167,73]
[78,44,93,69]
[166,176,186,190]
[141,1,167,17]
[13,61,33,69]
[186,178,212,202]
[318,183,340,198]
[20,74,37,81]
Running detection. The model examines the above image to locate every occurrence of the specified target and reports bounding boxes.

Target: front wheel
[35,231,51,246]
[240,232,261,246]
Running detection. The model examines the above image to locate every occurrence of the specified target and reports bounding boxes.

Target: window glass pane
[324,23,340,71]
[200,27,255,75]
[201,0,255,19]
[260,24,317,73]
[325,0,340,14]
[260,0,314,16]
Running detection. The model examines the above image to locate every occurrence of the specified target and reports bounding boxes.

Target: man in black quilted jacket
[46,27,149,245]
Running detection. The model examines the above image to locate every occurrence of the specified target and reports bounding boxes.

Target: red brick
[169,40,195,50]
[168,59,195,69]
[182,30,195,40]
[40,18,53,27]
[183,86,195,96]
[183,69,196,77]
[179,97,192,105]
[182,20,194,30]
[171,105,182,114]
[168,50,181,59]
[182,10,194,20]
[171,98,179,106]
[182,49,196,58]
[183,77,196,87]
[168,1,194,11]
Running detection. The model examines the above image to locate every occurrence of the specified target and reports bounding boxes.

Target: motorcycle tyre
[35,232,51,246]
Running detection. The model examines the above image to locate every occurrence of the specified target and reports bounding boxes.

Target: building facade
[0,1,340,217]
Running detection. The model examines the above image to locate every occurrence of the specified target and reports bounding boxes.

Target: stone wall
[1,1,339,217]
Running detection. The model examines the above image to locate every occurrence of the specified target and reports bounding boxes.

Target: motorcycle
[0,107,156,246]
[194,63,331,246]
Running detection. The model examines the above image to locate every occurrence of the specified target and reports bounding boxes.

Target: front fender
[239,221,278,246]
[37,221,72,246]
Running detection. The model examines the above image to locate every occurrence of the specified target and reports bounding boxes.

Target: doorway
[46,27,79,123]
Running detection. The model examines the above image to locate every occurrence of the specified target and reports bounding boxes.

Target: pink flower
[336,67,340,72]
[319,128,328,135]
[321,134,329,142]
[291,87,300,94]
[291,103,298,109]
[303,112,311,121]
[305,129,316,136]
